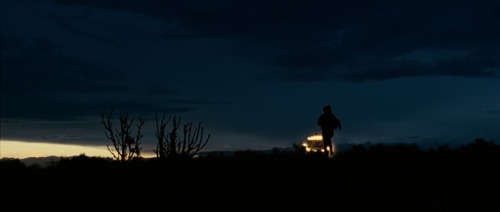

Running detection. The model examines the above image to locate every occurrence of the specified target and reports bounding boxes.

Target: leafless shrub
[154,112,210,160]
[100,108,144,162]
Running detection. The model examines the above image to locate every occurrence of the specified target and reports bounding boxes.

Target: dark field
[3,139,499,211]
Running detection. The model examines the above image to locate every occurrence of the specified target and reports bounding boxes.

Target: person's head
[322,105,331,114]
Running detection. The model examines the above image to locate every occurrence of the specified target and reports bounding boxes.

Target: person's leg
[327,141,333,154]
[323,137,332,156]
[329,137,334,154]
[330,133,335,154]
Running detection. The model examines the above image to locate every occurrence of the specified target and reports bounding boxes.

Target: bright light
[307,134,323,141]
[301,133,338,155]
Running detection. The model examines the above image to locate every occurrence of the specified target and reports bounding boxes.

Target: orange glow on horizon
[0,140,155,159]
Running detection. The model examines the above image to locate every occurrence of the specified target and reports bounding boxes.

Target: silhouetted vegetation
[3,138,499,211]
[100,109,210,161]
[154,112,210,160]
[100,108,144,162]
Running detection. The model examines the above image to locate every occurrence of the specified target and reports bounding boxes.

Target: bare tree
[100,108,144,162]
[154,113,210,159]
[154,112,171,159]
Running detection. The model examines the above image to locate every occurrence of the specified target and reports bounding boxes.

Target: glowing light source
[301,133,336,155]
[307,134,323,141]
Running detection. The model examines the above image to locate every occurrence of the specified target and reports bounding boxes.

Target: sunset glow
[1,140,112,159]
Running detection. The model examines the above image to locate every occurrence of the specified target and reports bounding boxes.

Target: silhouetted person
[317,104,341,156]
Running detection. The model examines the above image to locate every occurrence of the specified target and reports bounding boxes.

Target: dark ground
[2,139,499,211]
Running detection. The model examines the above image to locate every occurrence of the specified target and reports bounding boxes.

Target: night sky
[1,0,500,156]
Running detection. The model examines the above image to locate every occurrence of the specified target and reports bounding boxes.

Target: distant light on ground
[307,134,323,141]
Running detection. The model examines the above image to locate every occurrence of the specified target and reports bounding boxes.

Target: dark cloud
[1,36,122,120]
[341,49,499,81]
[1,97,195,121]
[11,0,497,120]
[1,36,126,94]
[262,1,500,81]
[487,109,500,114]
[0,35,201,121]
[48,0,500,81]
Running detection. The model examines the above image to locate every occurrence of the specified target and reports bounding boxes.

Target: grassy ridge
[2,139,499,211]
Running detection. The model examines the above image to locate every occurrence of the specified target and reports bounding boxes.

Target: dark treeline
[3,138,499,211]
